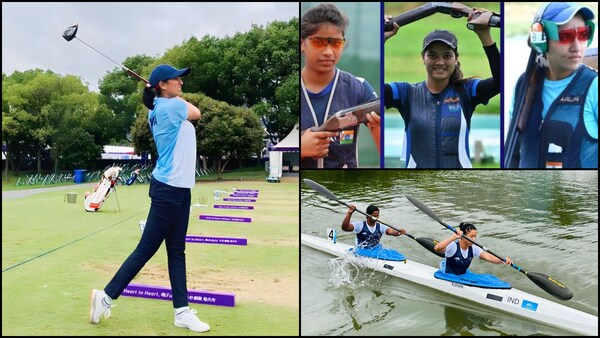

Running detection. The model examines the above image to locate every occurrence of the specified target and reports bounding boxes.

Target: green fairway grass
[2,178,299,335]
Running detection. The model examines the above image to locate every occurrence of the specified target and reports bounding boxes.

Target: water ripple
[302,170,598,335]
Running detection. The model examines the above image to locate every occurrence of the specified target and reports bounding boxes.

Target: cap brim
[422,39,457,52]
[552,6,595,25]
[176,67,191,77]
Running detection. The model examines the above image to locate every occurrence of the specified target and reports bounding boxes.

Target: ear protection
[530,2,553,54]
[530,2,596,54]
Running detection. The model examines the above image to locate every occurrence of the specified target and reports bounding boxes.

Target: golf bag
[84,167,122,212]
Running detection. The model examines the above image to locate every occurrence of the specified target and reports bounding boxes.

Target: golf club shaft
[75,37,148,83]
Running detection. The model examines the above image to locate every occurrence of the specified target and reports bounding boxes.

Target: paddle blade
[415,237,445,258]
[526,271,573,300]
[303,179,339,202]
[405,194,445,225]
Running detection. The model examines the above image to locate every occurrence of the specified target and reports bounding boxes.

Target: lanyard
[301,68,340,127]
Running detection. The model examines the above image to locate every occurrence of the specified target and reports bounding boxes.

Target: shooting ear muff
[530,2,552,54]
[586,20,596,47]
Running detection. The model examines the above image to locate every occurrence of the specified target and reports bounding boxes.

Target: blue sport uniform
[104,97,196,309]
[351,220,389,249]
[509,65,598,168]
[440,240,483,275]
[301,68,377,168]
[385,43,500,168]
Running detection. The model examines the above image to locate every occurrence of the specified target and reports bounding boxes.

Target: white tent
[268,124,299,179]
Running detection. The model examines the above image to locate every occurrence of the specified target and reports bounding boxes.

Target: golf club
[62,22,149,84]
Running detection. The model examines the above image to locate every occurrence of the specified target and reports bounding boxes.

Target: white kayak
[302,233,598,336]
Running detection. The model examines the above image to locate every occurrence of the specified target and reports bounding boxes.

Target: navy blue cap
[148,64,191,88]
[422,30,458,53]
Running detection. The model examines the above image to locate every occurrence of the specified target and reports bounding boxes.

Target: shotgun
[384,2,501,32]
[307,99,380,168]
[310,99,380,132]
[503,51,540,168]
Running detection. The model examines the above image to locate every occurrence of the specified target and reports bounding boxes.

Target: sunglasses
[307,36,346,50]
[557,26,590,44]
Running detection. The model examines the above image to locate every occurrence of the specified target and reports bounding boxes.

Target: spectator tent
[268,124,299,179]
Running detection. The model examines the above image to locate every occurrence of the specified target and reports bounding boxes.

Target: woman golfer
[89,64,209,332]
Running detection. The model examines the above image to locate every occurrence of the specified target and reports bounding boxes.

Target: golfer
[89,64,209,332]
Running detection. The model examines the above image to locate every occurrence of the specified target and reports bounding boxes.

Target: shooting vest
[356,221,382,249]
[445,240,473,275]
[518,65,598,168]
[388,81,476,168]
[301,69,364,168]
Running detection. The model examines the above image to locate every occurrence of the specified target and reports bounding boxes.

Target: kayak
[301,233,598,335]
[434,269,511,289]
[349,244,406,261]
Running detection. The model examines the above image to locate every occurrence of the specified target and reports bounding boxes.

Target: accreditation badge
[339,130,355,144]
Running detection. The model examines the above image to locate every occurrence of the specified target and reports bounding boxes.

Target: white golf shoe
[174,307,210,332]
[89,289,112,324]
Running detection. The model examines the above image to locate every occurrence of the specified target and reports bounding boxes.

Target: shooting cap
[422,30,458,53]
[149,64,191,88]
[542,2,595,25]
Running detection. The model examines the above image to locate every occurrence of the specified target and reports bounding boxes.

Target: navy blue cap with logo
[148,64,191,88]
[422,30,458,54]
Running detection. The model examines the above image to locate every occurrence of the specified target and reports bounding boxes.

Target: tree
[3,69,114,174]
[98,54,155,143]
[163,18,299,142]
[195,96,263,180]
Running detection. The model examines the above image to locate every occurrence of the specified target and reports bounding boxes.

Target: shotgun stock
[503,51,540,168]
[310,99,380,132]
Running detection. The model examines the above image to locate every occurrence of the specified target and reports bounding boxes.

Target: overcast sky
[3,2,299,92]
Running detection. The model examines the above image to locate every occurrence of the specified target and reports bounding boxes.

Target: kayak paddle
[405,194,573,301]
[303,178,444,257]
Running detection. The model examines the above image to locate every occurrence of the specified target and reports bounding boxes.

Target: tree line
[2,18,298,180]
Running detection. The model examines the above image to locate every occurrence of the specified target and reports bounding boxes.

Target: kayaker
[383,6,500,168]
[434,222,512,274]
[342,204,405,248]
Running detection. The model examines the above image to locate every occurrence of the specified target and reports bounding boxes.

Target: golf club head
[62,22,149,84]
[63,23,78,42]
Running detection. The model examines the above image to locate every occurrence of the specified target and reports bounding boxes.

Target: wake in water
[327,253,373,289]
[323,253,395,334]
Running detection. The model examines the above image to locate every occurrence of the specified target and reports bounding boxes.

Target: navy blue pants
[104,177,191,308]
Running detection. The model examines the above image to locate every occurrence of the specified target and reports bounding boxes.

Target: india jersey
[148,97,196,188]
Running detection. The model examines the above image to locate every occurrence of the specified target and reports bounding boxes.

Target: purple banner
[199,214,252,222]
[234,189,259,192]
[214,204,254,210]
[123,283,235,307]
[186,235,247,246]
[223,198,256,202]
[230,193,258,198]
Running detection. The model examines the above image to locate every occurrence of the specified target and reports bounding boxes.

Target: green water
[301,170,598,336]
